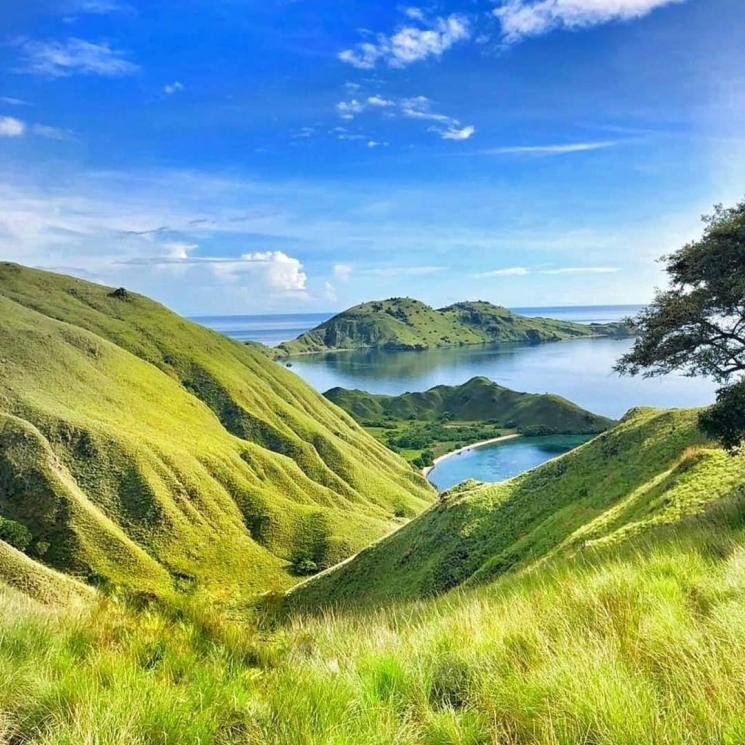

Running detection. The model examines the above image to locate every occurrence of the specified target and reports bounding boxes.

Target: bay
[428,434,594,493]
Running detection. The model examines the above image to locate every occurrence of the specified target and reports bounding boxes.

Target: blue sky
[1,0,744,315]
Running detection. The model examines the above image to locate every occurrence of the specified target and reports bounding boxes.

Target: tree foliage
[615,199,745,451]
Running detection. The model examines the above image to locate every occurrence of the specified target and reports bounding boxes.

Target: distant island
[325,376,614,468]
[273,298,632,356]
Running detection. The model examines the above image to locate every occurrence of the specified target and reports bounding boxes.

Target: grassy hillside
[278,297,631,355]
[0,263,433,601]
[288,407,744,608]
[325,376,614,432]
[4,406,745,743]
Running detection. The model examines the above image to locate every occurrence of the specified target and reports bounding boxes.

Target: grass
[288,408,744,608]
[278,297,631,355]
[0,263,433,600]
[4,475,745,743]
[2,406,745,743]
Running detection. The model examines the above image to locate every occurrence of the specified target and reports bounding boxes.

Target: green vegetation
[617,197,745,452]
[289,408,742,608]
[278,297,631,355]
[4,407,745,743]
[325,376,613,466]
[0,263,433,600]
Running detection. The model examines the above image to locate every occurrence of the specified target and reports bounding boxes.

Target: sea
[193,306,718,488]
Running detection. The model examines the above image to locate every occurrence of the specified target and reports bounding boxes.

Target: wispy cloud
[65,0,135,13]
[367,95,394,107]
[16,38,140,78]
[474,267,530,277]
[0,117,26,137]
[362,266,445,277]
[0,97,28,106]
[494,0,687,45]
[164,81,185,95]
[542,266,619,274]
[441,125,475,141]
[339,12,470,69]
[475,266,619,277]
[480,141,618,155]
[31,124,74,140]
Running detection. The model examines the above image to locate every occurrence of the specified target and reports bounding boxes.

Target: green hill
[325,376,614,433]
[288,407,743,609]
[0,263,433,602]
[278,297,631,355]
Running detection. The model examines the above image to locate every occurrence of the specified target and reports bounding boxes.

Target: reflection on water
[288,338,717,419]
[428,434,594,492]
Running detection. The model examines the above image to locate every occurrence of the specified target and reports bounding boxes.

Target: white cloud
[542,266,619,274]
[363,266,444,277]
[16,38,140,78]
[475,267,530,277]
[367,95,394,107]
[65,0,134,13]
[494,0,687,44]
[0,117,25,137]
[404,7,427,21]
[400,96,454,123]
[336,99,365,119]
[233,251,308,292]
[31,124,73,140]
[164,81,185,95]
[367,140,381,148]
[339,13,470,69]
[481,141,618,155]
[441,124,475,141]
[163,242,197,260]
[324,281,337,302]
[0,97,28,106]
[334,263,353,281]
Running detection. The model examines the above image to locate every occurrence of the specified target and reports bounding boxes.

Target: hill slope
[288,407,744,608]
[279,297,631,355]
[0,263,433,601]
[325,376,614,433]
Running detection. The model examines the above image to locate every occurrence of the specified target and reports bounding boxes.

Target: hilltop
[278,297,631,355]
[288,407,743,608]
[325,376,614,432]
[0,264,433,602]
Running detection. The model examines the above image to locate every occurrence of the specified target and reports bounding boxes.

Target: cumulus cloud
[367,95,394,107]
[339,13,470,69]
[216,251,308,292]
[16,38,140,77]
[0,117,26,137]
[336,99,366,119]
[494,0,687,44]
[334,263,353,281]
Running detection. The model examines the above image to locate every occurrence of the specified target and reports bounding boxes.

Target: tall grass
[4,517,745,744]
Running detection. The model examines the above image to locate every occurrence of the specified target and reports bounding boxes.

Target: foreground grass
[4,506,745,744]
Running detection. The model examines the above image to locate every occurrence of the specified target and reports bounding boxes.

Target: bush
[0,516,32,553]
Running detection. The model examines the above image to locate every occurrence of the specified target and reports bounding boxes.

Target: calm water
[195,306,718,485]
[428,435,594,492]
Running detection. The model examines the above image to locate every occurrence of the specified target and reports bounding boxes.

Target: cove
[427,434,595,492]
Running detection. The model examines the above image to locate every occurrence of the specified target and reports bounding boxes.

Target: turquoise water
[428,435,594,492]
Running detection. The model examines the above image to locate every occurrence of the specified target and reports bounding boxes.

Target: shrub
[0,516,32,553]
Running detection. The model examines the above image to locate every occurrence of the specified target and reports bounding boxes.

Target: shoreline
[422,434,521,480]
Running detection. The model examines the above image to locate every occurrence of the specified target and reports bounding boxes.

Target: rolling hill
[324,376,614,433]
[277,297,631,355]
[0,263,433,602]
[287,407,744,609]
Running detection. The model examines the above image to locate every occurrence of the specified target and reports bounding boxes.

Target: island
[272,298,632,357]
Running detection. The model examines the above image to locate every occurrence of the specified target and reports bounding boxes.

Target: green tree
[615,199,745,451]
